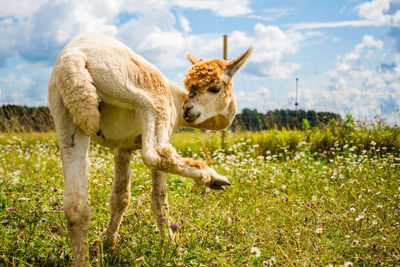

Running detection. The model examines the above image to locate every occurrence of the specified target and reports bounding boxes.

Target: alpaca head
[183,46,253,130]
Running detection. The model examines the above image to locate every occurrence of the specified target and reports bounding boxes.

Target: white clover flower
[250,246,261,257]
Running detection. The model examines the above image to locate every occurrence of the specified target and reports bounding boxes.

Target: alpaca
[48,34,252,266]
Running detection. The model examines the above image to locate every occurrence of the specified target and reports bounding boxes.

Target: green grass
[0,131,399,266]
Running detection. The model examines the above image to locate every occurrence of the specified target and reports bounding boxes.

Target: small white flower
[238,197,243,202]
[311,195,317,201]
[372,220,378,225]
[355,214,365,221]
[315,227,323,234]
[344,261,353,267]
[350,208,356,213]
[250,246,261,257]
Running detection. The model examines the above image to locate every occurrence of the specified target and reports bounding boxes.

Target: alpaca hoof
[209,176,231,190]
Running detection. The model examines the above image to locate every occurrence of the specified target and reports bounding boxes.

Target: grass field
[0,128,399,266]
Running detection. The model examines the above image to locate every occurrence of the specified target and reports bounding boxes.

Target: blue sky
[0,0,399,123]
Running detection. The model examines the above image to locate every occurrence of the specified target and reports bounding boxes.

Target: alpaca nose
[183,104,200,122]
[183,105,193,116]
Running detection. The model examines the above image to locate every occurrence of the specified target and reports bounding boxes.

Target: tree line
[0,105,340,132]
[230,108,341,131]
[0,105,54,132]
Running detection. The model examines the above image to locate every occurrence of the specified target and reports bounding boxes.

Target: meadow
[0,116,399,266]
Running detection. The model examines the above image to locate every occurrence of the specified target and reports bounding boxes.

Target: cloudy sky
[0,0,399,123]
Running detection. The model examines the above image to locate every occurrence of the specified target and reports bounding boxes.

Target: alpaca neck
[168,80,191,129]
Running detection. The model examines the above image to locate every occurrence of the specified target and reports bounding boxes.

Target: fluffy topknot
[184,59,227,91]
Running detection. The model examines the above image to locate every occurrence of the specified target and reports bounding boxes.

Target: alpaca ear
[187,53,202,65]
[225,45,253,78]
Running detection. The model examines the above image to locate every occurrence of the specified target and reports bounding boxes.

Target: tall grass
[175,114,399,159]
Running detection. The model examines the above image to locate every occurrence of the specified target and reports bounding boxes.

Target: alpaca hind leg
[103,148,132,248]
[57,119,91,266]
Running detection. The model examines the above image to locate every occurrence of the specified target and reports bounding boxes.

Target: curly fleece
[184,59,227,91]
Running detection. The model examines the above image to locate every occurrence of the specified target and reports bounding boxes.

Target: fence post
[221,34,228,149]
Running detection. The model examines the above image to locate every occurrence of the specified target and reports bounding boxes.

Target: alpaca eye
[208,86,221,93]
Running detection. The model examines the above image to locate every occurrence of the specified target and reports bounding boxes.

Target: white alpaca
[48,34,252,266]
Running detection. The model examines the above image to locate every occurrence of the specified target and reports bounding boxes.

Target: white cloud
[179,15,192,33]
[253,24,301,62]
[235,24,304,78]
[172,0,252,17]
[0,60,52,106]
[234,34,400,124]
[356,0,400,27]
[326,35,400,121]
[0,0,47,18]
[0,0,121,65]
[291,20,375,30]
[247,7,294,22]
[291,0,400,30]
[0,0,249,69]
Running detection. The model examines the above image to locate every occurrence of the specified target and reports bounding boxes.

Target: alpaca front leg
[142,144,231,190]
[103,148,132,249]
[151,169,169,228]
[140,112,230,189]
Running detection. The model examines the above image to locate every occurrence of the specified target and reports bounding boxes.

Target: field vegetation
[0,115,399,265]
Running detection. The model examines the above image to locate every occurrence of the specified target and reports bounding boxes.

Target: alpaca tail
[50,50,100,136]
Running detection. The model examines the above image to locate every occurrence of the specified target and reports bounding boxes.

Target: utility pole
[221,34,228,149]
[295,77,299,128]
